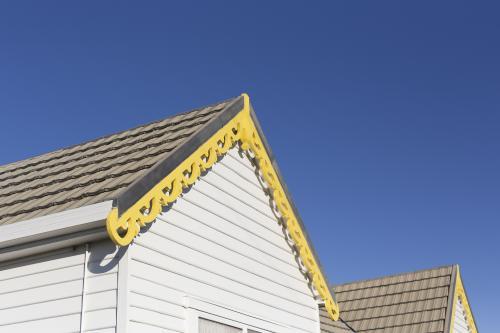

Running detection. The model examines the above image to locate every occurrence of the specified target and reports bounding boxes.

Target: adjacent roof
[330,265,457,333]
[0,97,239,225]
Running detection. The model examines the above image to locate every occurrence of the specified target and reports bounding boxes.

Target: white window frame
[183,296,302,333]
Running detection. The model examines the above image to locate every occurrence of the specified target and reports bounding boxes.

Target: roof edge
[444,264,458,333]
[0,200,112,251]
[248,104,337,304]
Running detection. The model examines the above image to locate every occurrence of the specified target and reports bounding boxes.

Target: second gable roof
[329,265,478,333]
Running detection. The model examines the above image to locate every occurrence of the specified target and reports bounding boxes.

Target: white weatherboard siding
[453,297,472,333]
[128,148,319,333]
[0,239,119,333]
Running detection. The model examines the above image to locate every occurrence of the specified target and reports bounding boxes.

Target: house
[0,94,478,333]
[320,265,478,333]
[0,94,339,333]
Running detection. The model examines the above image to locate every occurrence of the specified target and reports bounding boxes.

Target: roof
[0,97,237,225]
[331,265,457,333]
[0,93,340,321]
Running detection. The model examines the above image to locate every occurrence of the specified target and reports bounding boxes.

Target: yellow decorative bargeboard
[450,268,478,333]
[106,94,340,320]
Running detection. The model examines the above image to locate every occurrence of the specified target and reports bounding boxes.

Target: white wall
[0,147,321,333]
[453,297,472,333]
[0,239,120,333]
[127,148,319,333]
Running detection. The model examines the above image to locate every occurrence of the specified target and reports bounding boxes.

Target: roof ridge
[0,96,237,173]
[332,264,456,289]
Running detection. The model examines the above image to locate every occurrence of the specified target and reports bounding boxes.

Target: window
[199,318,242,333]
[184,296,282,333]
[197,317,265,333]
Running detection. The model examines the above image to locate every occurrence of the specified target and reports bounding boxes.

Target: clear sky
[1,1,498,331]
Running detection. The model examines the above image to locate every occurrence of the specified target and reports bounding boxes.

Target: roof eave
[0,200,113,260]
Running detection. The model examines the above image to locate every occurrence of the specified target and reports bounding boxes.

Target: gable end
[105,94,340,320]
[449,267,478,333]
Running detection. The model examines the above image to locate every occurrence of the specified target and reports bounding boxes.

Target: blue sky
[1,1,498,330]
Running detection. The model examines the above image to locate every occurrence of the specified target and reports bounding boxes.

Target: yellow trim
[449,267,478,333]
[106,93,340,320]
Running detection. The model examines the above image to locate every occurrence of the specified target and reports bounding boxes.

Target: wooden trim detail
[450,267,478,333]
[106,94,340,320]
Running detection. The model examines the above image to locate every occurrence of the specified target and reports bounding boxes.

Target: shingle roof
[0,94,341,320]
[330,265,457,333]
[0,97,239,225]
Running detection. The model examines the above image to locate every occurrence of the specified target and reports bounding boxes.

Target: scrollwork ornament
[106,93,340,320]
[451,270,477,333]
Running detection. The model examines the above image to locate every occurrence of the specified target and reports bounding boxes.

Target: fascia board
[0,200,113,250]
[444,265,458,333]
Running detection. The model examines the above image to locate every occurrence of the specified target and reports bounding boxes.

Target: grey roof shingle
[328,265,457,333]
[0,97,237,225]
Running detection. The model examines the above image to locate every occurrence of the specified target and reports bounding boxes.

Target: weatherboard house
[0,94,477,333]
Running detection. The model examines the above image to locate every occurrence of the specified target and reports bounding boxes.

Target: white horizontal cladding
[0,200,113,250]
[129,148,319,333]
[453,297,472,333]
[0,238,120,333]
